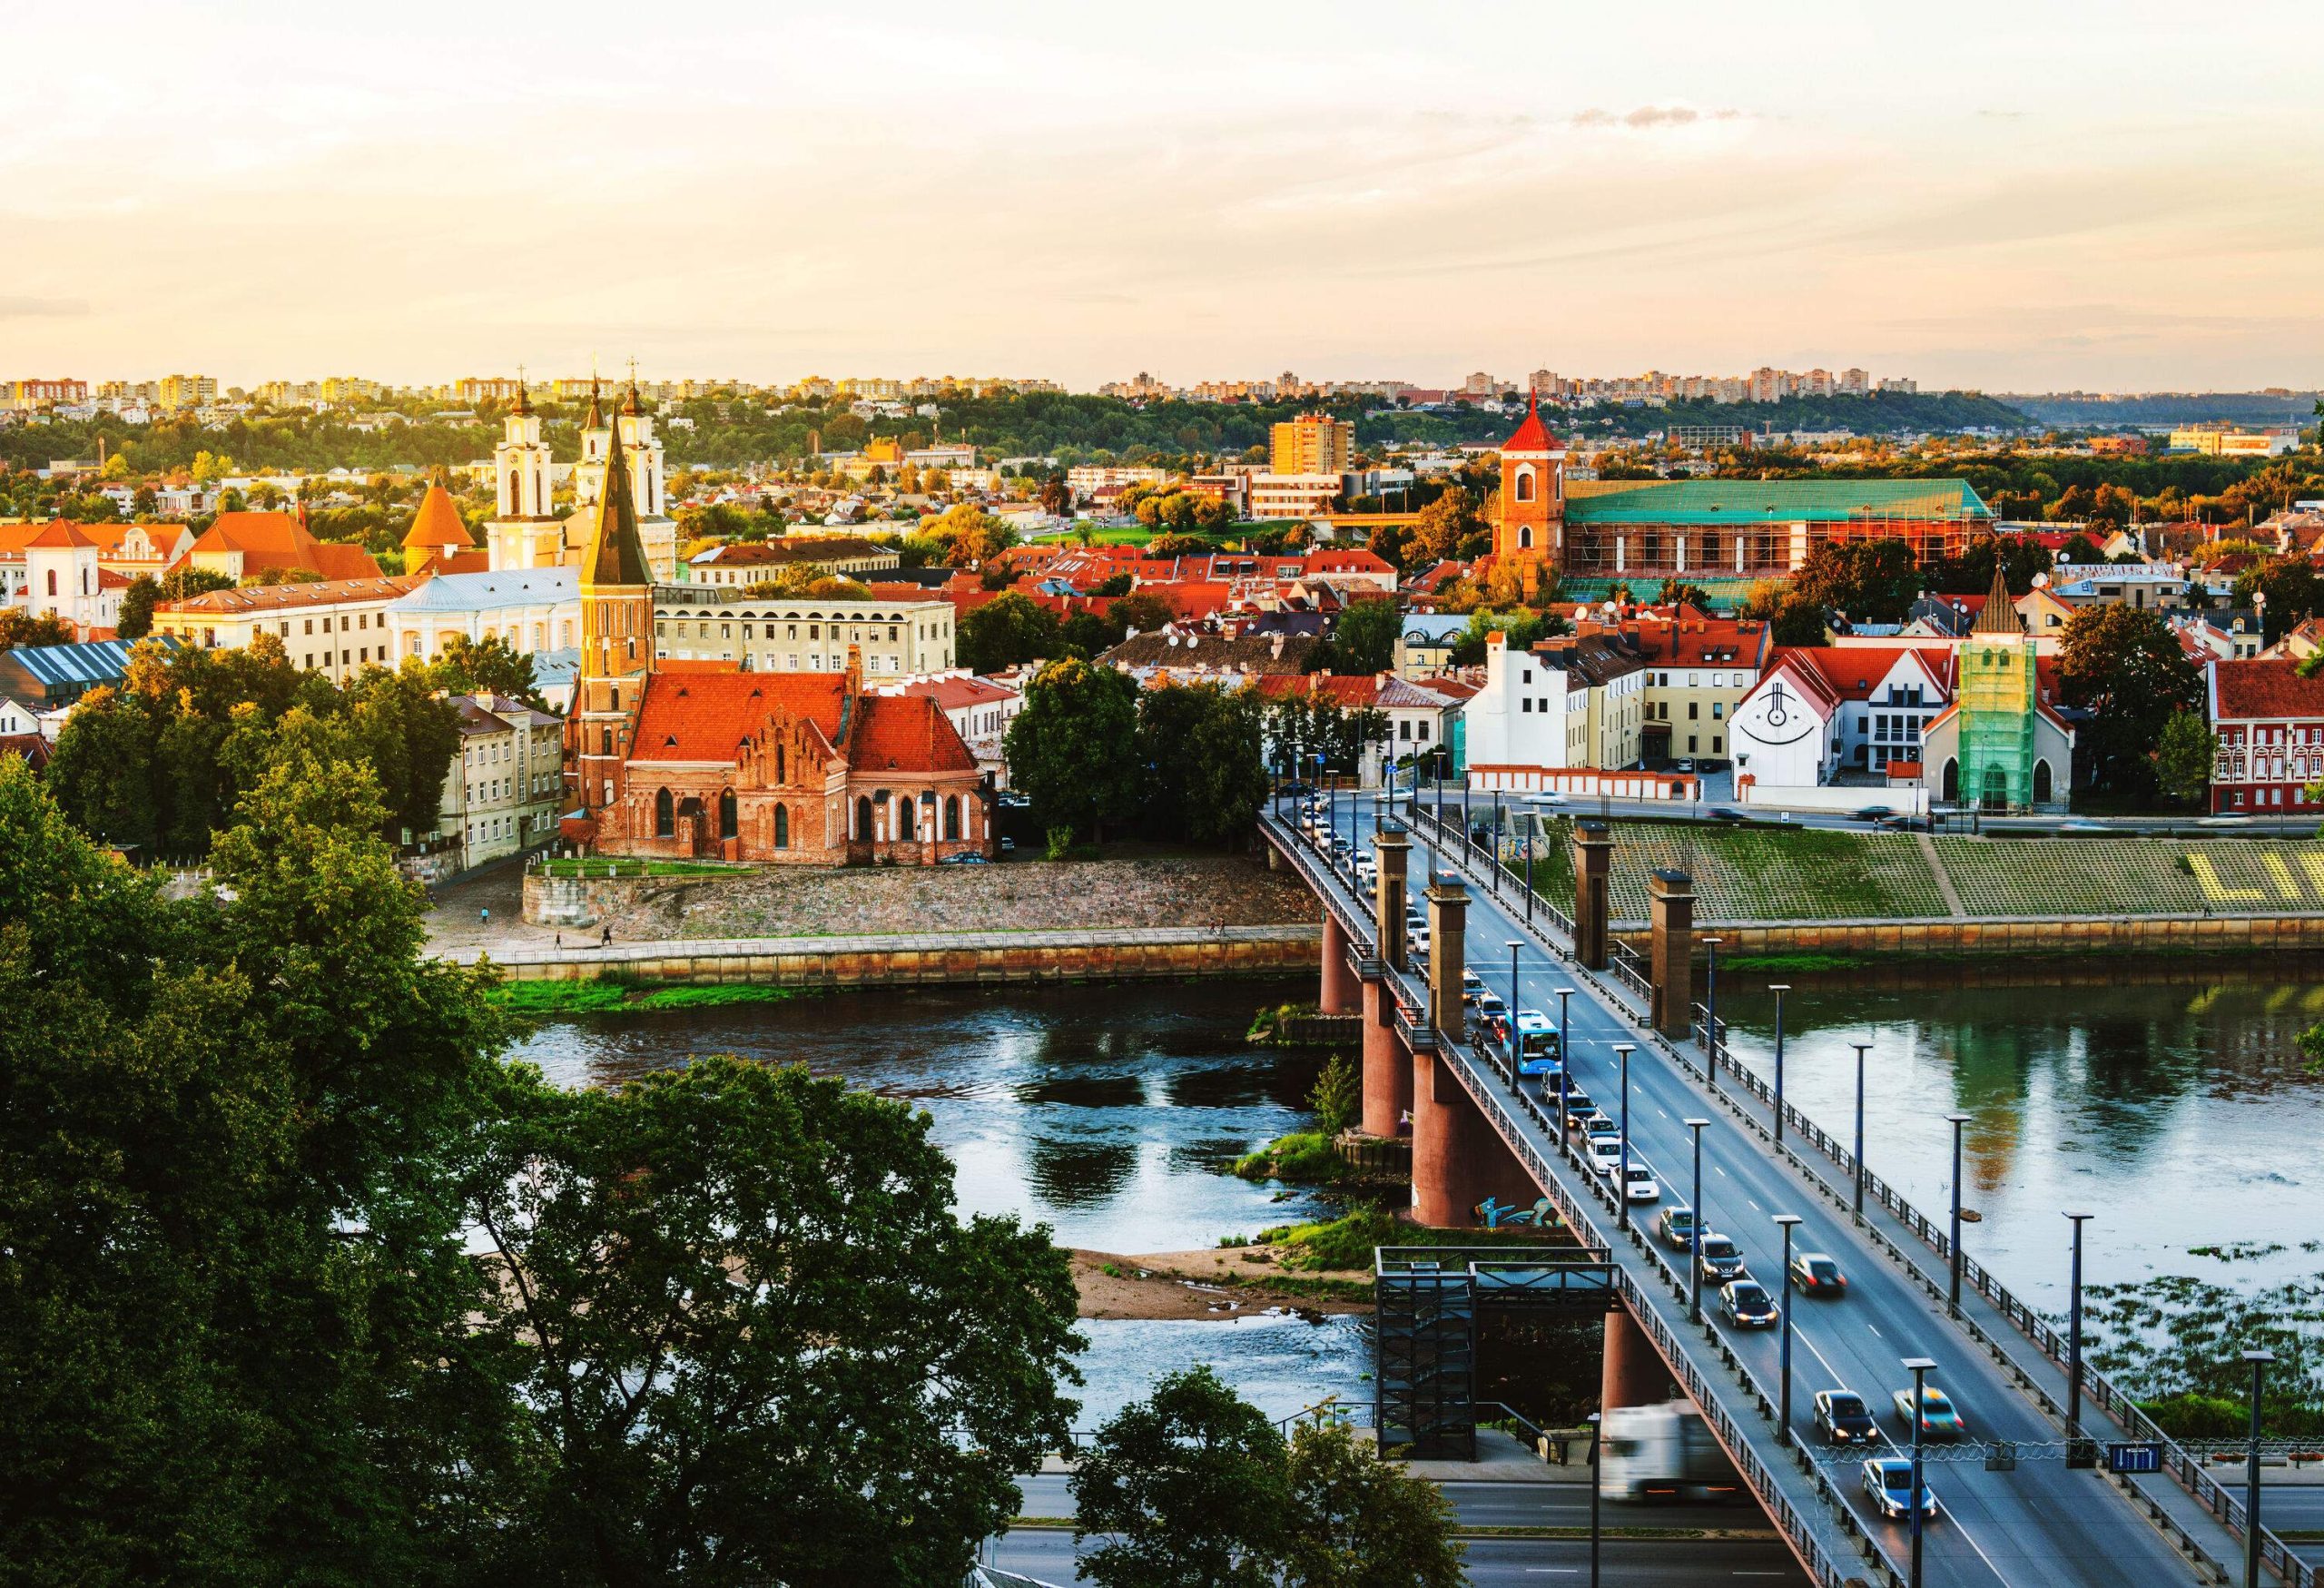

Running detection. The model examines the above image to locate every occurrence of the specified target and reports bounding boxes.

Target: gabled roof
[1498,391,1561,455]
[1970,561,2021,636]
[24,519,94,549]
[850,694,977,773]
[625,666,977,775]
[190,510,383,581]
[2209,658,2324,720]
[404,478,476,548]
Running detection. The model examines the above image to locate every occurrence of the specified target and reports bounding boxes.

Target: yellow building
[1270,412,1354,475]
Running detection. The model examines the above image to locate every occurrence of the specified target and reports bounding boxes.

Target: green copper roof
[1566,478,1992,526]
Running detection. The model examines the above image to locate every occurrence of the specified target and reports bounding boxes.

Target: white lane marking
[1747,1198,1761,1211]
[1867,1324,1882,1338]
[1716,1165,1729,1178]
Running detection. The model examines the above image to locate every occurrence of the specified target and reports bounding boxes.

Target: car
[1788,1250,1847,1297]
[1523,791,1570,806]
[1695,1233,1748,1284]
[1585,1139,1623,1176]
[1706,805,1746,823]
[1719,1278,1780,1328]
[1474,992,1509,1024]
[1462,969,1487,1004]
[1815,1390,1879,1446]
[1673,758,1697,774]
[1408,925,1433,953]
[2056,819,2108,833]
[1280,781,1315,799]
[939,852,990,866]
[1575,1108,1615,1136]
[997,790,1031,810]
[1892,1385,1966,1441]
[1861,1457,1938,1521]
[999,836,1016,853]
[1657,1205,1698,1251]
[1620,1162,1660,1203]
[2198,814,2251,827]
[1853,804,1896,823]
[1557,1085,1596,1118]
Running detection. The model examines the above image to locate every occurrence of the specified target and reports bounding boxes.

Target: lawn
[495,979,800,1015]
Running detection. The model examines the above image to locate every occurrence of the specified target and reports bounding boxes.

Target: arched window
[1518,527,1533,550]
[655,787,675,837]
[855,794,874,839]
[896,798,915,841]
[1941,758,1959,803]
[774,804,790,849]
[718,789,737,840]
[44,569,56,597]
[1513,465,1536,503]
[776,743,786,783]
[944,795,961,841]
[600,726,613,756]
[2034,758,2053,804]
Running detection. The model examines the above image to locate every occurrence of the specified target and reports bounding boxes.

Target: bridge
[1258,791,2298,1588]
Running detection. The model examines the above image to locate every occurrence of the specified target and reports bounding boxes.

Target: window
[855,794,874,839]
[944,795,960,841]
[1688,702,1699,720]
[654,788,675,837]
[718,789,737,840]
[44,570,55,597]
[1513,465,1536,503]
[774,804,790,848]
[896,798,915,841]
[1521,698,1532,714]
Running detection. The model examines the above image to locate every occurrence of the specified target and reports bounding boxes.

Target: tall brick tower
[566,419,655,822]
[1492,390,1567,596]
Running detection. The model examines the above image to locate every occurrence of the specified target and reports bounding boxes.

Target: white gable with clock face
[1731,660,1842,789]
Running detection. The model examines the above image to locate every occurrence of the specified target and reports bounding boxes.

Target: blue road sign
[2107,1443,2162,1475]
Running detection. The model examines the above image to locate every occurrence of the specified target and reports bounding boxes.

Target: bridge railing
[1606,938,1651,1001]
[1691,1005,2305,1586]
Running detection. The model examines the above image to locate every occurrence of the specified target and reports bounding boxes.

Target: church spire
[582,374,605,432]
[580,415,653,588]
[1972,557,2020,636]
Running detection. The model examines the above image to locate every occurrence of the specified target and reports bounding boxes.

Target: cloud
[1569,106,1745,130]
[0,296,87,319]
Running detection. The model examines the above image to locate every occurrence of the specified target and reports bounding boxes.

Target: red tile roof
[2210,658,2324,720]
[1497,392,1561,454]
[24,520,94,549]
[851,694,977,773]
[192,510,384,582]
[403,483,476,548]
[627,666,977,775]
[1255,672,1384,705]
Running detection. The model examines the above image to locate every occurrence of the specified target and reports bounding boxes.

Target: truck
[1597,1404,1744,1503]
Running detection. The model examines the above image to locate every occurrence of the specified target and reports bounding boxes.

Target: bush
[1233,1130,1343,1185]
[1308,1052,1359,1135]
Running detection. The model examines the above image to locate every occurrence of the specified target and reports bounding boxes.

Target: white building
[437,694,565,865]
[385,567,581,664]
[1461,632,1646,774]
[879,671,1022,781]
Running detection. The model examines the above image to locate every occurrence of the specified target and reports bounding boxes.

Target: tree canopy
[1004,656,1143,843]
[2056,604,2201,798]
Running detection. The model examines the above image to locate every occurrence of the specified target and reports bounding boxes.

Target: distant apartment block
[156,373,218,409]
[7,379,87,409]
[1270,411,1354,475]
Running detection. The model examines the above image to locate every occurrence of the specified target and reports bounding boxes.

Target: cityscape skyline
[7,2,2321,392]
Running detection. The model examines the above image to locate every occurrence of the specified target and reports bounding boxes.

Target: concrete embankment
[445,923,1323,988]
[1615,912,2324,959]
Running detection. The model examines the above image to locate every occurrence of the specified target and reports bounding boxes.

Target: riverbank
[1069,1246,1373,1320]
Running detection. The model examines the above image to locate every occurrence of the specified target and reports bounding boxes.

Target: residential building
[184,510,384,585]
[156,374,218,410]
[1462,631,1646,774]
[438,694,565,863]
[1625,607,1770,764]
[384,567,581,664]
[8,379,87,409]
[1098,628,1317,684]
[0,520,128,636]
[1394,614,1470,678]
[877,672,1021,782]
[2045,562,2191,612]
[152,576,425,680]
[2206,658,2324,813]
[1270,412,1354,475]
[652,586,955,676]
[1247,474,1349,518]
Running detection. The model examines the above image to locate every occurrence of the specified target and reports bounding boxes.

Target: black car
[1815,1389,1878,1445]
[1706,806,1746,823]
[1281,782,1315,799]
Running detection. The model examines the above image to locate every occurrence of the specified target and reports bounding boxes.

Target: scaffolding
[1374,1247,1619,1459]
[1957,637,2037,811]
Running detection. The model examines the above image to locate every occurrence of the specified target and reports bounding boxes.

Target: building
[684,537,901,587]
[184,510,384,585]
[2204,659,2324,814]
[403,477,487,575]
[438,694,565,864]
[1488,395,1569,599]
[2169,427,2299,458]
[1394,614,1470,678]
[1921,574,2070,810]
[877,672,1022,782]
[484,385,565,572]
[1627,607,1770,765]
[152,575,425,680]
[0,636,172,711]
[8,379,87,409]
[1461,631,1646,774]
[384,567,580,665]
[0,520,127,636]
[652,586,956,676]
[1247,474,1349,519]
[560,419,991,865]
[156,374,217,410]
[1271,412,1354,475]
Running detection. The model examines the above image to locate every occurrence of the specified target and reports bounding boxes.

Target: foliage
[1006,658,1142,842]
[2084,1268,2324,1437]
[426,632,540,705]
[1406,486,1485,566]
[1309,1051,1360,1136]
[2152,709,2218,807]
[1071,1367,1289,1588]
[1445,607,1569,666]
[960,591,1064,674]
[2234,556,2323,644]
[1255,1208,1559,1273]
[1735,581,1828,646]
[1319,597,1399,675]
[1789,537,1920,626]
[2056,604,2202,797]
[1279,1421,1465,1588]
[1233,1130,1345,1185]
[492,978,801,1015]
[0,608,73,652]
[918,502,1020,567]
[1136,681,1269,846]
[1265,688,1391,775]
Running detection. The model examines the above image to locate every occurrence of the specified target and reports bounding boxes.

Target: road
[1299,792,2212,1588]
[980,1528,1804,1586]
[1012,1475,1755,1534]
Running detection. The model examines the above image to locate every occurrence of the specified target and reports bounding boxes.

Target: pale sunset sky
[5,0,2319,391]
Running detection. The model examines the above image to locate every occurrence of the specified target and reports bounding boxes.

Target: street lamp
[1701,935,1723,1093]
[1850,1041,1871,1218]
[1903,1356,1938,1588]
[1614,1042,1636,1232]
[1586,1409,1603,1588]
[1555,988,1576,1139]
[1769,984,1791,1144]
[1945,1111,1972,1315]
[1774,1214,1803,1445]
[2245,1347,2276,1588]
[1686,1118,1711,1324]
[1506,940,1523,1081]
[2064,1211,2093,1463]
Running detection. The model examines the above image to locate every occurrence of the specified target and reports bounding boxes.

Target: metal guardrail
[1690,1009,2296,1586]
[1606,939,1651,1001]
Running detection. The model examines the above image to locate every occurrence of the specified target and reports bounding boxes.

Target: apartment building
[152,576,425,680]
[651,588,955,676]
[1270,412,1354,475]
[1462,631,1647,773]
[438,694,565,863]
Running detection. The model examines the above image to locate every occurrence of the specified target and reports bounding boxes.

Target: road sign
[2108,1443,2162,1475]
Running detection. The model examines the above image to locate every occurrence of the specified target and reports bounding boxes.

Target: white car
[1620,1162,1660,1203]
[1408,924,1432,954]
[1586,1139,1623,1176]
[1523,791,1570,806]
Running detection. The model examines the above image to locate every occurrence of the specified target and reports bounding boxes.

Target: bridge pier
[1573,821,1611,971]
[1410,1047,1533,1227]
[1360,978,1409,1137]
[1320,914,1358,1014]
[1601,1307,1675,1412]
[1647,869,1696,1038]
[1374,825,1410,973]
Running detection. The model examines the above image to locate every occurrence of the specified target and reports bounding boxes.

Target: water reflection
[1026,1137,1141,1207]
[1072,1315,1373,1429]
[1718,963,2324,1304]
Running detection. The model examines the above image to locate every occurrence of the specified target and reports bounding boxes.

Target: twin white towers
[485,382,679,581]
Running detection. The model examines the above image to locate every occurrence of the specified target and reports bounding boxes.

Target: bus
[1513,1008,1561,1075]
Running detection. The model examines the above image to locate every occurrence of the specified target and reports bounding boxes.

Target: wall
[1615,913,2324,959]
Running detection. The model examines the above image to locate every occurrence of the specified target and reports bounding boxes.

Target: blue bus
[1513,1008,1562,1076]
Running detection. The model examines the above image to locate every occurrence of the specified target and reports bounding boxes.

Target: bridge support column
[1320,914,1358,1015]
[1647,868,1696,1038]
[1601,1307,1673,1411]
[1361,979,1409,1138]
[1410,1048,1530,1227]
[1425,875,1467,1037]
[1573,821,1610,971]
[1374,824,1410,973]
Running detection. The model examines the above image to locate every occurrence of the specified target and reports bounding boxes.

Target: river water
[509,961,2324,1421]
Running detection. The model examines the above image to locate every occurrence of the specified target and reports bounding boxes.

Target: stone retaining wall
[1613,913,2324,959]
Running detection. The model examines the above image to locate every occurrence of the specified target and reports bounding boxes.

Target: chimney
[1270,632,1285,659]
[845,643,863,696]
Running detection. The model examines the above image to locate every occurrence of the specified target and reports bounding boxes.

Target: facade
[652,587,956,676]
[1,520,125,636]
[483,380,680,581]
[1270,412,1354,475]
[150,575,423,679]
[1461,631,1645,774]
[385,567,580,663]
[684,537,901,587]
[1247,473,1350,518]
[879,672,1022,782]
[1629,609,1769,764]
[1488,394,1569,598]
[2205,659,2324,814]
[438,694,565,864]
[561,419,991,866]
[484,385,566,571]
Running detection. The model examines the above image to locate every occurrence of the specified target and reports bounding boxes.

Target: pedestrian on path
[601,924,613,949]
[479,906,490,928]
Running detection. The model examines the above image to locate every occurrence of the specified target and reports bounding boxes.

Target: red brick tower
[1492,391,1567,596]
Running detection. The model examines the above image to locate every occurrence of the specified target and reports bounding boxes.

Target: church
[486,378,682,582]
[558,421,992,864]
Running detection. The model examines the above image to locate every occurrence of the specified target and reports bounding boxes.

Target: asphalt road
[1305,794,2211,1588]
[1381,784,2314,836]
[1011,1475,1754,1534]
[979,1529,1805,1586]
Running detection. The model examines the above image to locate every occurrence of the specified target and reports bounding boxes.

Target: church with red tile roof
[559,421,990,863]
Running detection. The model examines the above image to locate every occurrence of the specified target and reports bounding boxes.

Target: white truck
[1597,1404,1744,1503]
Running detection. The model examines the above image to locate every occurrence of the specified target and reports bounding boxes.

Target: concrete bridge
[1260,792,2296,1588]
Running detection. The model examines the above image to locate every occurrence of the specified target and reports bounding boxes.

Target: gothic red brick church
[559,425,991,864]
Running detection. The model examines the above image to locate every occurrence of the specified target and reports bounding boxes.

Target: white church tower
[486,382,565,570]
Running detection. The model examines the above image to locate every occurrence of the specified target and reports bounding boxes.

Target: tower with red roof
[1492,391,1566,595]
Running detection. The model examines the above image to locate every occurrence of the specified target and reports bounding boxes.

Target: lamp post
[1587,1410,1603,1588]
[1555,988,1576,1139]
[2064,1211,2093,1460]
[2246,1347,2276,1588]
[1774,1214,1803,1445]
[1850,1041,1871,1218]
[1523,822,1534,924]
[1701,935,1723,1093]
[1945,1111,1972,1316]
[1686,1118,1710,1324]
[1492,788,1504,893]
[1506,940,1523,1080]
[1769,984,1791,1144]
[1614,1043,1636,1232]
[1904,1356,1937,1588]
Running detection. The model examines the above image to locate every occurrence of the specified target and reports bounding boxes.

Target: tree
[2152,708,2217,808]
[189,449,233,488]
[1039,469,1072,518]
[1279,1421,1465,1588]
[1407,488,1481,566]
[158,564,235,602]
[1006,656,1141,843]
[114,574,162,639]
[1329,597,1400,674]
[1107,592,1177,636]
[0,608,73,652]
[1144,531,1210,558]
[1072,1367,1289,1588]
[428,632,537,701]
[2055,604,2201,797]
[463,1058,1080,1586]
[1137,683,1267,846]
[1791,538,1918,626]
[44,686,157,851]
[2234,557,2322,645]
[340,665,463,841]
[1652,579,1712,611]
[1308,1054,1359,1137]
[960,591,1064,674]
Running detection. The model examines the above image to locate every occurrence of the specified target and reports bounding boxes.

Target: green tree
[1308,1053,1359,1137]
[2234,557,2322,645]
[1406,488,1481,566]
[1792,538,1918,625]
[0,608,73,652]
[1279,1421,1465,1588]
[340,664,462,841]
[428,632,538,702]
[1137,682,1267,846]
[960,591,1064,674]
[1652,579,1712,611]
[1108,592,1177,636]
[43,686,157,851]
[1006,656,1141,843]
[2056,604,2201,797]
[114,574,162,639]
[1072,1366,1289,1588]
[1326,597,1400,674]
[2152,708,2217,808]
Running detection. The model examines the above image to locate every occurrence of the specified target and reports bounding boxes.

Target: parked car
[1892,1385,1966,1441]
[1788,1250,1847,1297]
[997,790,1031,810]
[1657,1205,1698,1251]
[999,837,1016,853]
[1695,1233,1748,1284]
[1719,1278,1780,1328]
[939,852,989,866]
[1815,1390,1879,1446]
[1861,1457,1938,1521]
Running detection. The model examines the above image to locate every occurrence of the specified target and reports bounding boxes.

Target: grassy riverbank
[494,978,803,1015]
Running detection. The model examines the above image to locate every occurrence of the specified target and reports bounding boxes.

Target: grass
[1722,952,1865,972]
[496,979,801,1015]
[1233,1130,1345,1185]
[1249,1207,1568,1273]
[536,857,745,879]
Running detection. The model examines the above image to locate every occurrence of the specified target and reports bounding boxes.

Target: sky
[5,0,2321,393]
